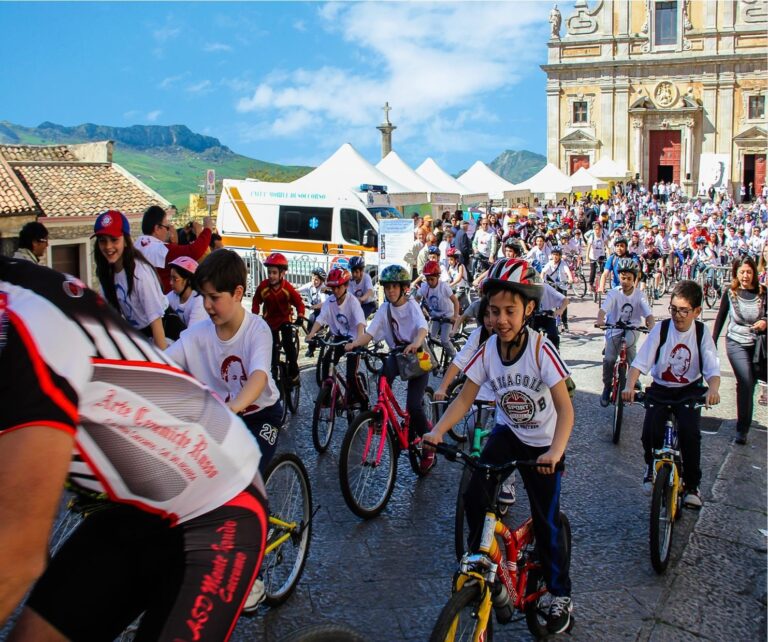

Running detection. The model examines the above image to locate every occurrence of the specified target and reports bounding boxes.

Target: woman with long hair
[93,210,168,349]
[712,256,767,443]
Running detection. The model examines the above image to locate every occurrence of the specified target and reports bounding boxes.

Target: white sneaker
[242,577,266,613]
[498,476,516,506]
[683,488,702,509]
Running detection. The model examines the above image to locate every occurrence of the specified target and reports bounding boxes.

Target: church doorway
[648,130,681,185]
[743,153,766,197]
[569,155,590,174]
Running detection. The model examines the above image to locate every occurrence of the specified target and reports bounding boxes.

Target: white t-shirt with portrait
[351,273,374,303]
[110,260,168,330]
[366,299,428,349]
[136,235,169,268]
[316,293,366,338]
[167,290,208,328]
[166,311,279,415]
[418,280,455,319]
[601,287,652,339]
[464,330,571,447]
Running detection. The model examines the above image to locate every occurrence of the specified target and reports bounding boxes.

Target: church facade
[542,0,767,196]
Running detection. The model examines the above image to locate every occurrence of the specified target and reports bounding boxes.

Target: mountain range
[0,121,546,209]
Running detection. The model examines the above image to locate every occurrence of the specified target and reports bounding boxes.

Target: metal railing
[244,251,341,297]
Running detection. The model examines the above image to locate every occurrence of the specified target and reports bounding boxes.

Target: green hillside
[488,149,547,184]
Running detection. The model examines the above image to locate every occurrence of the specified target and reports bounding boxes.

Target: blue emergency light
[359,184,388,194]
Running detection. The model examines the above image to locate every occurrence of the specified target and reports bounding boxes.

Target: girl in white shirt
[92,210,168,349]
[167,256,208,329]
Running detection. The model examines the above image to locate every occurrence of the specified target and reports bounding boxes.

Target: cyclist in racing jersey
[639,236,663,295]
[251,252,306,383]
[0,256,267,641]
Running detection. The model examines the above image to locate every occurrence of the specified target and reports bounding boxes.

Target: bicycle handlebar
[433,443,565,474]
[317,336,351,348]
[596,323,650,333]
[633,391,708,409]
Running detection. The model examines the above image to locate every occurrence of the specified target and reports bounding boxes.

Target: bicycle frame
[652,420,682,521]
[610,334,628,404]
[362,374,412,465]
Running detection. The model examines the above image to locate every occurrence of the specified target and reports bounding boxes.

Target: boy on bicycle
[345,264,434,472]
[596,258,655,406]
[167,249,283,469]
[251,252,305,384]
[413,260,460,364]
[305,267,368,409]
[424,258,575,634]
[622,280,721,507]
[348,256,377,319]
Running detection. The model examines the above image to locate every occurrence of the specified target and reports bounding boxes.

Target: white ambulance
[217,179,403,266]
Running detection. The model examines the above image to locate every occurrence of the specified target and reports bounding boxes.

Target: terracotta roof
[0,144,77,162]
[0,156,39,216]
[14,163,167,218]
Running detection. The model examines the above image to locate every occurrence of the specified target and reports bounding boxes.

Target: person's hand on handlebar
[404,341,421,355]
[421,427,443,448]
[535,447,563,475]
[621,387,635,403]
[706,389,720,407]
[434,388,448,401]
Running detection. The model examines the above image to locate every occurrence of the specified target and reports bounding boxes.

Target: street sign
[206,194,216,206]
[206,169,216,196]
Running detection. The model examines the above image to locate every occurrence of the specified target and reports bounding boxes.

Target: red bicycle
[338,346,435,519]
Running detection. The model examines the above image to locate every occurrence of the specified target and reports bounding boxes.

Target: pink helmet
[169,256,199,276]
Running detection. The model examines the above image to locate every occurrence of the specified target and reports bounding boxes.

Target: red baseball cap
[92,210,130,238]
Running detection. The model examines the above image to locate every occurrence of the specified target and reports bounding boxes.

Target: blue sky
[1,1,565,173]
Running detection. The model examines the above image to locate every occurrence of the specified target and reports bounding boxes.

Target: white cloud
[146,110,162,123]
[159,72,189,89]
[153,25,181,41]
[235,2,547,138]
[187,80,212,94]
[293,19,306,32]
[204,42,233,53]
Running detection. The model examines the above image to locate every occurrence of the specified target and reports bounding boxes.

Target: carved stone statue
[549,4,562,39]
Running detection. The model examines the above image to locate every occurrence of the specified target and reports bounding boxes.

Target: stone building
[542,0,768,197]
[0,141,169,284]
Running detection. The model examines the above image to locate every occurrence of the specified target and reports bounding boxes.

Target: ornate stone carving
[654,81,678,108]
[566,0,602,36]
[641,0,650,33]
[683,0,693,30]
[549,4,562,39]
[741,0,768,24]
[631,117,643,129]
[565,92,596,129]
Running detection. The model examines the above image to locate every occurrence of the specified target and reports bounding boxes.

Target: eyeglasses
[36,238,49,244]
[668,305,692,317]
[158,223,171,230]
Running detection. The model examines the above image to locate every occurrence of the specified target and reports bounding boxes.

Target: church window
[654,1,677,46]
[573,101,588,124]
[748,95,765,120]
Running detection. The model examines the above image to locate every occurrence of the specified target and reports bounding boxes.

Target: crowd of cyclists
[1,179,766,640]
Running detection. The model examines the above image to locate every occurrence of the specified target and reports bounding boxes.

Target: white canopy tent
[514,163,574,197]
[376,151,459,205]
[588,158,630,180]
[457,161,517,200]
[569,166,608,192]
[291,143,427,206]
[416,158,488,204]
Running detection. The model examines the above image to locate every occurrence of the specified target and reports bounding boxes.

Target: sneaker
[547,595,573,634]
[242,577,266,613]
[683,487,703,509]
[498,477,516,506]
[419,448,436,474]
[600,387,611,407]
[642,464,653,495]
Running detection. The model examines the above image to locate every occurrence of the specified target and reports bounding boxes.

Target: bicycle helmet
[168,256,199,276]
[264,252,289,269]
[326,267,350,287]
[446,247,459,258]
[551,246,563,255]
[616,257,639,276]
[427,245,440,256]
[422,260,441,277]
[644,236,655,245]
[379,264,411,284]
[614,237,628,246]
[481,258,543,303]
[348,256,365,271]
[696,236,707,245]
[311,267,327,281]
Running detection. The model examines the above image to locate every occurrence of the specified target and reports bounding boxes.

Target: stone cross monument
[376,102,397,159]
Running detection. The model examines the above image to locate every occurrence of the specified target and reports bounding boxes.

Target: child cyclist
[596,258,656,407]
[348,256,377,318]
[305,267,368,409]
[414,260,460,363]
[167,256,208,329]
[299,267,327,357]
[345,264,435,472]
[623,280,721,506]
[252,252,305,383]
[424,258,575,634]
[167,250,283,470]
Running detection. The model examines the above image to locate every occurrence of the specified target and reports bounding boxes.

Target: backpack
[653,318,705,369]
[533,332,576,399]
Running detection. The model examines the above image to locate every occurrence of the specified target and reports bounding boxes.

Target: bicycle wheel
[281,623,367,642]
[657,271,667,297]
[429,582,493,642]
[453,466,473,561]
[314,343,326,388]
[575,272,588,299]
[612,363,626,444]
[408,396,436,478]
[339,411,398,519]
[446,379,469,444]
[287,372,301,413]
[525,512,572,638]
[312,384,337,453]
[705,282,719,309]
[275,364,289,426]
[650,463,675,574]
[262,452,312,605]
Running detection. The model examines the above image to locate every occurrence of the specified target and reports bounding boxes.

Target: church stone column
[547,82,561,167]
[632,118,643,182]
[683,119,695,196]
[702,78,718,153]
[600,83,615,159]
[615,80,630,165]
[717,72,735,155]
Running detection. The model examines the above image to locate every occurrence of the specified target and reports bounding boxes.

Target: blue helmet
[348,256,365,271]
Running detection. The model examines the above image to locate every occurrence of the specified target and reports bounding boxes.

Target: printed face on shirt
[198,280,244,327]
[619,302,634,324]
[335,313,351,336]
[662,344,692,383]
[97,235,126,268]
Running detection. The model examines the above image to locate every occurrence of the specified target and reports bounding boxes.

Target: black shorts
[27,485,267,642]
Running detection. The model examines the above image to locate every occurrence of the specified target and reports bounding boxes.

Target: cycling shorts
[27,484,267,642]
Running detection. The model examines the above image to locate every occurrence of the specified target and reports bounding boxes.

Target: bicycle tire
[408,390,437,478]
[275,364,289,426]
[280,623,367,642]
[453,466,473,561]
[429,582,493,642]
[287,372,301,413]
[525,512,572,638]
[262,452,312,605]
[658,271,667,297]
[612,363,626,445]
[705,283,719,309]
[446,379,469,443]
[650,463,675,574]
[575,272,588,299]
[312,384,336,453]
[314,343,326,388]
[339,411,398,519]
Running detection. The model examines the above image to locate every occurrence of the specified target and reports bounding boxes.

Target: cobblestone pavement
[231,293,767,641]
[2,293,765,642]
